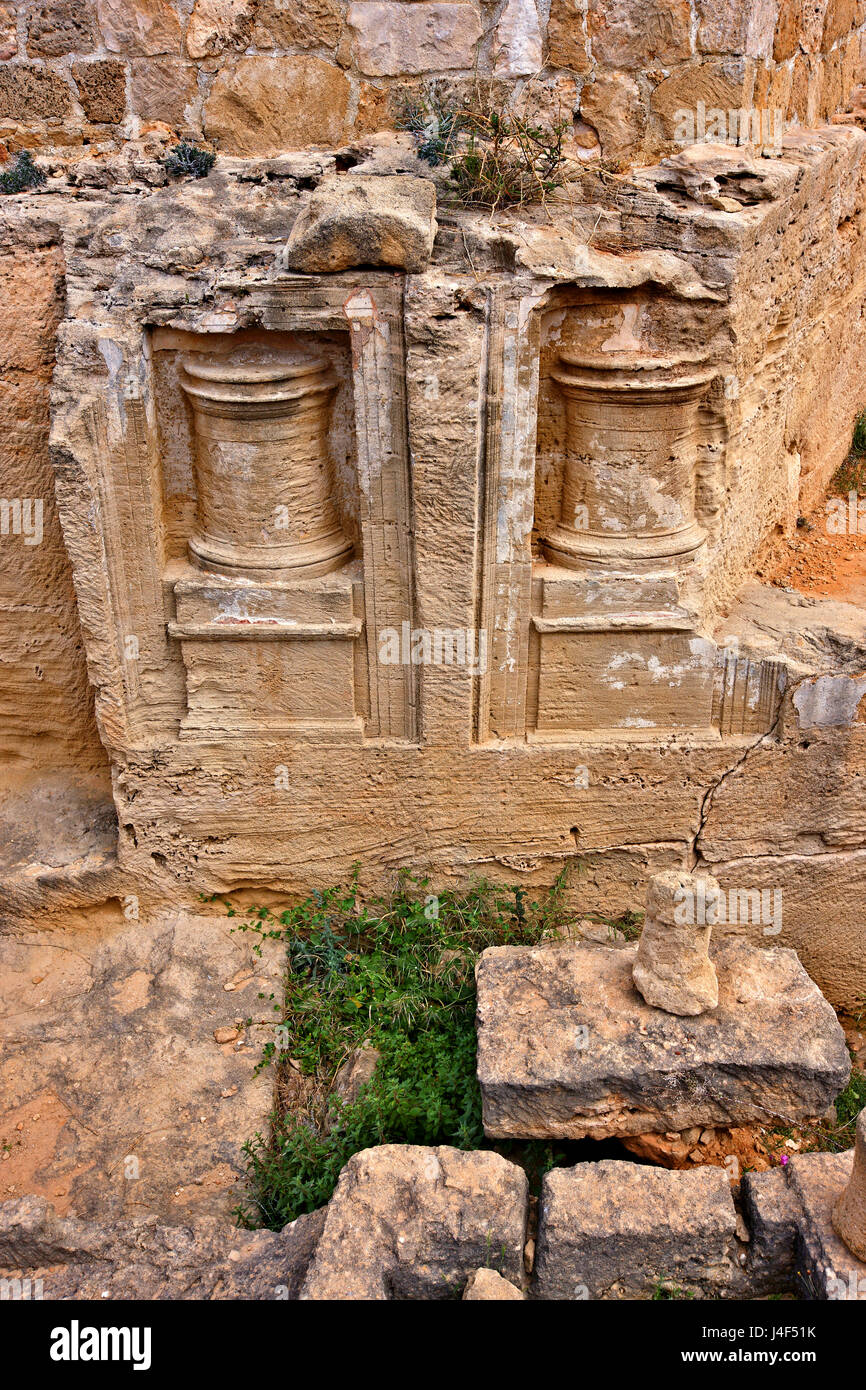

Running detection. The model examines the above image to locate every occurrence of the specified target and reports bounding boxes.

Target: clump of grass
[398,89,569,210]
[652,1279,695,1300]
[814,1064,866,1153]
[163,141,216,180]
[831,410,866,494]
[0,150,46,194]
[232,869,570,1229]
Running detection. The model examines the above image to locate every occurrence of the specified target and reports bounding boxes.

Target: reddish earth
[758,473,866,603]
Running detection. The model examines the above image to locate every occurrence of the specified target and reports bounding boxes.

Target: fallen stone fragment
[534,1161,738,1300]
[284,173,437,273]
[632,869,719,1015]
[832,1106,866,1261]
[476,939,850,1139]
[301,1145,528,1300]
[463,1267,525,1300]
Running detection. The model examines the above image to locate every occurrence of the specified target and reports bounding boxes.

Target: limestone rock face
[284,174,437,273]
[534,1161,738,1299]
[833,1107,866,1261]
[300,1145,528,1299]
[463,1267,525,1299]
[632,869,719,1016]
[475,939,851,1139]
[204,55,350,153]
[345,2,483,77]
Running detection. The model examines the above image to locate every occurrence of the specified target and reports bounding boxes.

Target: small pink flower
[780,1154,789,1166]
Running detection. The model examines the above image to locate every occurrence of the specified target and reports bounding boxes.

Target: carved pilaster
[541,354,714,568]
[181,347,352,579]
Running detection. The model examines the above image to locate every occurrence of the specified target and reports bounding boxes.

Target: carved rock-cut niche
[524,289,737,741]
[153,286,415,744]
[164,331,364,739]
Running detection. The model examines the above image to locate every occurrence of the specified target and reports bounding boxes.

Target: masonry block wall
[0,1,865,164]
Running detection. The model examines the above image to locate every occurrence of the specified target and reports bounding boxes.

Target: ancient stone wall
[1,0,866,165]
[0,215,107,779]
[0,122,852,1006]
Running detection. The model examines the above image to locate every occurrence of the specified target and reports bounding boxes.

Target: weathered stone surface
[331,1043,380,1106]
[285,173,436,273]
[301,1146,528,1299]
[255,0,344,48]
[493,0,544,76]
[0,4,14,61]
[346,2,483,76]
[463,1266,525,1299]
[547,0,591,70]
[788,1150,866,1298]
[97,0,183,56]
[476,939,850,1139]
[587,0,693,69]
[579,70,646,162]
[534,1161,738,1299]
[833,1106,866,1260]
[0,1195,325,1299]
[823,0,859,50]
[0,64,73,120]
[204,55,350,153]
[27,0,97,57]
[0,911,281,1221]
[697,0,778,59]
[632,870,719,1016]
[130,58,199,129]
[72,60,127,124]
[650,59,749,140]
[186,0,257,59]
[741,1167,800,1295]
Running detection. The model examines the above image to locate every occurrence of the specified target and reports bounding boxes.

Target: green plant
[816,1064,866,1153]
[398,89,569,210]
[231,870,570,1229]
[0,150,46,194]
[163,141,216,180]
[830,411,866,494]
[652,1279,695,1300]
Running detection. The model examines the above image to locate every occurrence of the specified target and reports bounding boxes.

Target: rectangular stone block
[476,938,850,1139]
[346,2,483,76]
[534,1160,738,1299]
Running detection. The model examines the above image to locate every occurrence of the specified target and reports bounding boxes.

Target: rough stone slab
[0,1195,324,1300]
[788,1151,866,1300]
[740,1167,799,1296]
[0,911,281,1222]
[284,173,436,273]
[476,939,850,1139]
[301,1145,528,1300]
[534,1160,738,1299]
